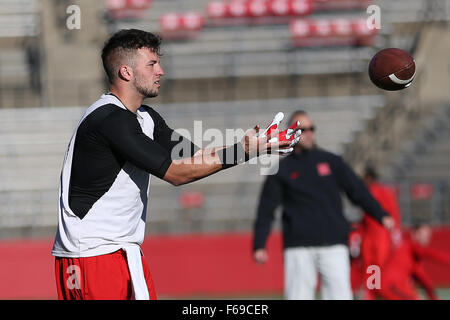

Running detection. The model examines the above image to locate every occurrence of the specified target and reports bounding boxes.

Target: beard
[134,76,158,98]
[297,140,315,151]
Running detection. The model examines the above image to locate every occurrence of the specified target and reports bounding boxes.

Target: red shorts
[55,249,157,300]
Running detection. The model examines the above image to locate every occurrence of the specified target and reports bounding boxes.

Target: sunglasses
[300,126,316,132]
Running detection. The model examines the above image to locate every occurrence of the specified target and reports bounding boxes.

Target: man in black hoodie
[252,110,394,300]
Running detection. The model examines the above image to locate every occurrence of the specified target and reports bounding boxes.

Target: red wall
[421,227,450,286]
[0,228,449,299]
[141,232,284,297]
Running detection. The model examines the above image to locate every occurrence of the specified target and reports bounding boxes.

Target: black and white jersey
[52,94,198,258]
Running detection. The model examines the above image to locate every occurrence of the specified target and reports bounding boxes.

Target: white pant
[284,244,353,300]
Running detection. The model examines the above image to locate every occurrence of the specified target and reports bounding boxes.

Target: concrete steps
[0,95,383,232]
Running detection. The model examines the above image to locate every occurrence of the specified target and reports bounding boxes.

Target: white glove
[260,112,302,154]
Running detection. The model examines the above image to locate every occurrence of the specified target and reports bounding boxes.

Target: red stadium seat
[290,18,377,47]
[312,0,371,11]
[106,0,127,11]
[183,12,206,31]
[206,0,313,19]
[332,18,353,36]
[248,0,269,18]
[127,0,151,10]
[179,191,205,210]
[290,0,313,16]
[229,0,248,18]
[269,0,291,16]
[310,19,333,37]
[106,0,152,19]
[160,12,205,40]
[410,183,434,200]
[352,19,378,46]
[160,13,182,32]
[206,1,229,19]
[290,19,310,36]
[206,0,313,27]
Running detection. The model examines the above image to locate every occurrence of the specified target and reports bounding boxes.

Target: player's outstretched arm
[163,126,294,186]
[100,109,300,186]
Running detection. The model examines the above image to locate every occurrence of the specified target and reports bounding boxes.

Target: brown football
[368,48,416,91]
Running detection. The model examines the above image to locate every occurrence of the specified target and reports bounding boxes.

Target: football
[368,48,416,91]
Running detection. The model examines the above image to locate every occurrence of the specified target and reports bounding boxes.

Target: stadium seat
[290,18,377,47]
[312,0,371,11]
[160,12,205,39]
[206,0,313,26]
[179,191,206,210]
[106,0,152,20]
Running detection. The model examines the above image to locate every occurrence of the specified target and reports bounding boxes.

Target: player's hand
[258,112,302,155]
[253,249,268,265]
[382,216,395,231]
[241,125,295,157]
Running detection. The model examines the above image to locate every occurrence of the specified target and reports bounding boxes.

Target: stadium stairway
[344,20,450,174]
[0,95,384,237]
[343,20,450,227]
[39,0,108,107]
[0,0,41,108]
[385,104,450,226]
[390,104,450,182]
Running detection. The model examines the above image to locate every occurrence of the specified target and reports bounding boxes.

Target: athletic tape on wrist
[217,143,250,169]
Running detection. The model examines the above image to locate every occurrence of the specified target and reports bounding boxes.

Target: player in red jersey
[378,224,450,300]
[359,167,402,299]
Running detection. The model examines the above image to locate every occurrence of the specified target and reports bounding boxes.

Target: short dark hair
[364,166,379,181]
[288,110,308,125]
[101,29,162,83]
[411,221,429,231]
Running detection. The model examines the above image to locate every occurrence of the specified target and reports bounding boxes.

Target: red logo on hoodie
[290,171,300,180]
[317,162,331,176]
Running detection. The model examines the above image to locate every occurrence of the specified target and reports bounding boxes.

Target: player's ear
[118,65,133,82]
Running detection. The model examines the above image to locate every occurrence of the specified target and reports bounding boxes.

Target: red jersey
[361,182,402,269]
[359,183,402,299]
[380,232,450,300]
[385,232,450,278]
[363,182,402,236]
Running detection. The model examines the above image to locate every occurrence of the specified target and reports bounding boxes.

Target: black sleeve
[145,106,200,159]
[253,173,283,251]
[331,155,388,223]
[98,109,172,179]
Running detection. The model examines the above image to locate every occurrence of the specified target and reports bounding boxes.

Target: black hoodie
[253,147,388,250]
